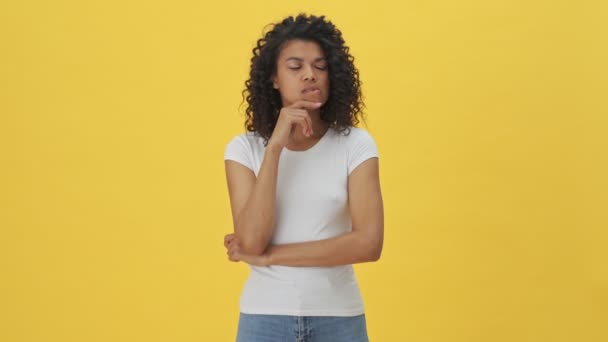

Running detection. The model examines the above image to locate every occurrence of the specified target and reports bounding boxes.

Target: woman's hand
[267,100,322,150]
[224,233,271,266]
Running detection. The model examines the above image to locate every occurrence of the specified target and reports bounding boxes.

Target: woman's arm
[225,101,320,256]
[225,143,282,255]
[225,157,384,266]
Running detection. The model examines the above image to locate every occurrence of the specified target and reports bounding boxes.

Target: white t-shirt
[223,126,379,316]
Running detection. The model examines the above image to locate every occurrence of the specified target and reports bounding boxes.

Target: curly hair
[241,13,366,145]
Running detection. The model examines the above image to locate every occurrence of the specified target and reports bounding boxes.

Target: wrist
[266,141,284,154]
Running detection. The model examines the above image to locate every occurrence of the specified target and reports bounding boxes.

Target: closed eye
[288,66,327,70]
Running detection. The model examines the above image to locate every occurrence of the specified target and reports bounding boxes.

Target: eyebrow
[285,57,326,62]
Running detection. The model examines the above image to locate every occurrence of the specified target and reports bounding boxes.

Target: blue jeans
[236,312,369,342]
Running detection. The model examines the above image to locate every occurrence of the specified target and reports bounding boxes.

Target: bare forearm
[267,231,382,267]
[235,144,282,254]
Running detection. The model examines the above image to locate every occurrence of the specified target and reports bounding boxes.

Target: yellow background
[1,0,606,341]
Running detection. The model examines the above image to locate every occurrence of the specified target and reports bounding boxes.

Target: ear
[271,74,279,89]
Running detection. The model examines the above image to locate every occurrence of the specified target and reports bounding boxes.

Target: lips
[302,86,320,93]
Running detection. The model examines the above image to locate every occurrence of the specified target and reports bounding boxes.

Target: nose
[302,65,316,81]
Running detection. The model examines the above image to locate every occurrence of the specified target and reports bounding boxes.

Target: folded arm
[226,157,384,267]
[225,144,283,255]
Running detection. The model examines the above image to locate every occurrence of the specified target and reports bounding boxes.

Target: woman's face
[272,39,330,108]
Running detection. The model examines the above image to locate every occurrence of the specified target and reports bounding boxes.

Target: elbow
[369,233,384,262]
[234,214,273,256]
[239,240,268,256]
[369,244,383,262]
[362,234,383,262]
[234,226,270,256]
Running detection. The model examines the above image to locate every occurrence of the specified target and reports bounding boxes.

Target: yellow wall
[1,0,606,341]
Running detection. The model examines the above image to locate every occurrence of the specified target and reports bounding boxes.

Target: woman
[223,13,384,342]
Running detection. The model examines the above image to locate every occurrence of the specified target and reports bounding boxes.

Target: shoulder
[225,131,264,151]
[346,127,375,140]
[224,131,266,166]
[226,131,262,145]
[334,127,379,175]
[332,126,377,148]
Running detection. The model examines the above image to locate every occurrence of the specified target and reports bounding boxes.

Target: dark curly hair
[241,13,366,145]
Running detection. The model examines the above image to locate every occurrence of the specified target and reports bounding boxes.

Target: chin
[303,94,325,102]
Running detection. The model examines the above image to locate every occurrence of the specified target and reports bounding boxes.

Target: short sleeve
[347,129,379,176]
[224,135,254,172]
